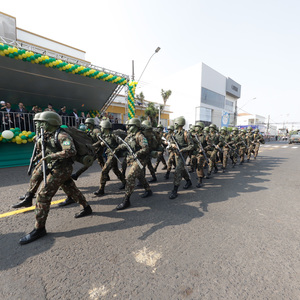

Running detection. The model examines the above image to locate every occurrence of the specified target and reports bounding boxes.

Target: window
[201,87,225,109]
[196,106,212,122]
[225,99,234,112]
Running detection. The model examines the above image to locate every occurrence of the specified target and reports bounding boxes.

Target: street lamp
[137,47,161,84]
[237,97,256,112]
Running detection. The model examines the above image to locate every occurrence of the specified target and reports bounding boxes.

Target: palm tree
[161,89,172,111]
[145,102,159,127]
[135,91,145,106]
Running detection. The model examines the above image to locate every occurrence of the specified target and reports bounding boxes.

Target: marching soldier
[169,116,194,199]
[246,126,254,162]
[114,118,152,210]
[154,124,167,171]
[253,128,265,158]
[163,125,176,179]
[19,111,92,245]
[141,120,159,183]
[93,120,126,196]
[239,129,248,164]
[219,126,231,172]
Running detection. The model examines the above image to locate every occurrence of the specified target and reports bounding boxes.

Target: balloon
[21,135,27,140]
[22,139,28,144]
[2,130,14,139]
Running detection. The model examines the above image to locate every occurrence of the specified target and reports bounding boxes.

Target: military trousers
[35,163,88,229]
[166,150,176,172]
[173,152,190,186]
[195,153,205,178]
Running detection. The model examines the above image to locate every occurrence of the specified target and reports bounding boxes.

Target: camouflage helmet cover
[142,120,152,129]
[85,118,95,125]
[128,118,141,128]
[174,116,186,126]
[195,121,204,128]
[167,125,174,131]
[100,120,112,129]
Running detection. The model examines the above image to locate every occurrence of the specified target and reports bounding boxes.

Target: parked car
[288,134,300,144]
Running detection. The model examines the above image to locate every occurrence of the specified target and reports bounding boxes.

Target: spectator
[69,108,79,127]
[29,105,39,132]
[58,106,68,125]
[114,117,119,124]
[1,102,15,129]
[44,103,55,112]
[94,113,100,126]
[15,102,28,131]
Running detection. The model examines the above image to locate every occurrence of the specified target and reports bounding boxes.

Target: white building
[163,62,241,129]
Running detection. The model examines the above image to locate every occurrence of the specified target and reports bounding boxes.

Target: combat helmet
[254,128,259,133]
[195,121,204,129]
[209,123,217,130]
[203,126,209,132]
[167,125,174,131]
[247,126,253,132]
[232,127,239,133]
[33,113,41,121]
[142,120,152,130]
[100,120,112,129]
[39,111,62,126]
[174,116,186,127]
[128,118,141,128]
[220,126,228,133]
[85,118,95,125]
[157,124,164,129]
[241,129,247,134]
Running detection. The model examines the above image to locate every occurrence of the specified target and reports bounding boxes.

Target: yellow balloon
[16,141,22,144]
[22,139,27,144]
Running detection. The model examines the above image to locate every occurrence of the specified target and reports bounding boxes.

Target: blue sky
[1,0,300,127]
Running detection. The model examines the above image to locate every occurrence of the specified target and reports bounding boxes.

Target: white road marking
[89,286,109,299]
[292,146,299,149]
[282,146,289,148]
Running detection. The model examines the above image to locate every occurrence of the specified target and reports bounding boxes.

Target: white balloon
[2,130,14,139]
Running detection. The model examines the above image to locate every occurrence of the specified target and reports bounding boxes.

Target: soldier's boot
[169,185,179,199]
[161,164,167,170]
[222,167,226,173]
[12,192,34,208]
[213,166,218,174]
[74,205,92,218]
[58,197,76,207]
[107,174,111,181]
[141,190,153,198]
[189,166,195,173]
[136,181,143,187]
[148,175,157,183]
[183,179,192,189]
[19,227,47,245]
[247,158,250,162]
[119,180,126,190]
[116,195,131,210]
[196,177,203,188]
[153,163,159,172]
[164,171,170,179]
[93,187,105,197]
[19,193,36,201]
[71,173,79,181]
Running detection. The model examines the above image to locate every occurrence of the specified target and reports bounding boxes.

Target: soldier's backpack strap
[54,127,62,150]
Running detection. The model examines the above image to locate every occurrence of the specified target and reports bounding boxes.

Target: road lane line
[0,198,66,219]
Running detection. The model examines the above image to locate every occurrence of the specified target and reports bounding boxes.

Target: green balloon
[21,135,27,140]
[60,125,68,128]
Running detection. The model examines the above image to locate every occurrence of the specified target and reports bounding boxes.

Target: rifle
[40,127,47,187]
[213,143,223,153]
[195,134,209,165]
[116,136,143,169]
[225,141,239,156]
[97,134,122,165]
[27,139,38,176]
[171,135,192,181]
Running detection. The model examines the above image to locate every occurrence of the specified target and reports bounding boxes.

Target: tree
[144,102,159,127]
[161,89,172,111]
[135,91,145,106]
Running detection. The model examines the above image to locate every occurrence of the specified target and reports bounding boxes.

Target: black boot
[12,192,34,208]
[71,173,78,180]
[247,159,250,162]
[162,165,167,170]
[116,196,131,210]
[196,178,203,188]
[74,205,92,218]
[164,171,170,179]
[183,179,192,189]
[93,188,105,197]
[169,186,179,199]
[222,167,226,173]
[119,182,126,190]
[148,175,157,183]
[141,190,153,198]
[19,227,47,245]
[213,167,218,174]
[58,197,76,207]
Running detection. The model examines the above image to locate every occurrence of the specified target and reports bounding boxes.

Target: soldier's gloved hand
[41,155,52,164]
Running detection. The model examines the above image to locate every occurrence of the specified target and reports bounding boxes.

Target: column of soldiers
[12,112,264,245]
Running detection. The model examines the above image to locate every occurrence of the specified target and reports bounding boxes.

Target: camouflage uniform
[253,130,265,158]
[239,130,248,164]
[35,130,89,228]
[205,125,220,175]
[230,129,240,166]
[246,127,254,161]
[163,129,176,179]
[193,131,207,185]
[154,126,167,171]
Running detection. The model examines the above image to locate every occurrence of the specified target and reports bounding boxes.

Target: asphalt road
[0,141,299,300]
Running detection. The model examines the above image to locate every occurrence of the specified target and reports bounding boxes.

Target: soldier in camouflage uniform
[163,125,176,179]
[230,128,240,166]
[154,124,167,171]
[193,121,208,187]
[219,126,232,172]
[141,120,159,183]
[246,126,254,162]
[205,124,221,175]
[19,111,92,245]
[93,120,126,196]
[239,129,248,164]
[187,125,197,173]
[169,116,194,199]
[253,128,265,158]
[114,118,152,210]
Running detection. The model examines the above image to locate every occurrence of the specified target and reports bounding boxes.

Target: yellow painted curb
[0,199,66,219]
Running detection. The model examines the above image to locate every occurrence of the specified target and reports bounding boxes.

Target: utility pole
[267,115,270,134]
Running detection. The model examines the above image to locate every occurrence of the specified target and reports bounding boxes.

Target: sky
[1,0,300,127]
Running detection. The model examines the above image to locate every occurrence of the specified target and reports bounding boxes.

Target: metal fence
[0,111,85,132]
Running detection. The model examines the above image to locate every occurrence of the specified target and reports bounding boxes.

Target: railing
[0,111,85,132]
